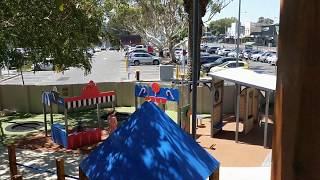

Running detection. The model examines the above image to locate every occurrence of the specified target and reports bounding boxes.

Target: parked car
[129,53,161,66]
[251,51,265,61]
[86,49,94,58]
[227,49,243,58]
[209,60,248,73]
[200,55,222,65]
[32,58,54,71]
[126,49,148,57]
[200,52,210,57]
[267,54,278,65]
[259,52,276,62]
[248,50,262,60]
[242,49,253,59]
[201,57,240,73]
[93,47,101,52]
[206,46,220,54]
[217,49,232,56]
[200,44,208,52]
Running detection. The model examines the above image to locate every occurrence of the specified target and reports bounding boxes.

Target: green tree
[106,0,188,63]
[0,0,104,75]
[209,17,237,35]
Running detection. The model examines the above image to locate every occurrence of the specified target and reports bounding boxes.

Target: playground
[0,78,274,179]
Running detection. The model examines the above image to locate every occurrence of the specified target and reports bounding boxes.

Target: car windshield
[217,61,230,67]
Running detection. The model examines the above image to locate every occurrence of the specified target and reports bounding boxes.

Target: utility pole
[236,0,242,67]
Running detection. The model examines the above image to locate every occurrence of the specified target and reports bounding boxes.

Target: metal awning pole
[264,91,270,148]
[191,0,200,139]
[235,84,241,142]
[211,78,215,138]
[43,104,47,137]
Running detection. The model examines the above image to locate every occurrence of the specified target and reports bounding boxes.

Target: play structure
[135,82,191,132]
[80,102,220,180]
[209,68,276,148]
[41,81,116,149]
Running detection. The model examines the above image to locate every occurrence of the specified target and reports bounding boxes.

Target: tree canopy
[0,0,104,73]
[106,0,187,62]
[208,17,237,35]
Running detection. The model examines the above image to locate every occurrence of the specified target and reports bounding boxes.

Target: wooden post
[272,0,320,180]
[209,168,219,180]
[79,167,87,180]
[56,158,65,180]
[12,175,22,180]
[7,145,18,178]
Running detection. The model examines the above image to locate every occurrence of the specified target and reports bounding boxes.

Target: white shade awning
[208,68,276,92]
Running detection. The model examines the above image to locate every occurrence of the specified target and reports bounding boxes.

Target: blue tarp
[80,102,219,180]
[42,91,64,107]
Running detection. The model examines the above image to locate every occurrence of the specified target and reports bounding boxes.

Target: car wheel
[134,60,140,66]
[153,60,160,65]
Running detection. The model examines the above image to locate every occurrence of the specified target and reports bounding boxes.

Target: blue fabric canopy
[80,102,219,180]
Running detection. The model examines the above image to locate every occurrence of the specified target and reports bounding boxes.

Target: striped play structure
[42,80,116,149]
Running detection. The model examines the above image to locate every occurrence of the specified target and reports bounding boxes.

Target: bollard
[209,167,219,180]
[135,71,140,81]
[176,65,180,79]
[7,145,18,178]
[56,158,65,180]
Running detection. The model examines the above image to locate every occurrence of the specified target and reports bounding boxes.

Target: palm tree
[183,0,233,80]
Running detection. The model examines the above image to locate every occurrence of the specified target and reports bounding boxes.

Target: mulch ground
[14,130,109,155]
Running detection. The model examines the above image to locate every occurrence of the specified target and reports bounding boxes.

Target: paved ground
[0,51,275,85]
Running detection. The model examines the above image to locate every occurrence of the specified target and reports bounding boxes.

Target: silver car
[129,53,161,66]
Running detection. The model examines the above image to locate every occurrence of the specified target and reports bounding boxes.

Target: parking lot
[0,51,276,85]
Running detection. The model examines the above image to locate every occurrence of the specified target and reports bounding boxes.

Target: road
[0,51,276,85]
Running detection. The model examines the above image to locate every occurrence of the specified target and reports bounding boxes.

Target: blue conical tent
[80,102,219,180]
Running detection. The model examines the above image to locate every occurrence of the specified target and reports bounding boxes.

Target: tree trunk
[186,12,193,80]
[169,41,178,63]
[186,13,203,81]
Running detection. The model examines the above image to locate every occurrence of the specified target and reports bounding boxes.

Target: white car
[134,45,147,51]
[259,52,276,62]
[129,53,161,66]
[251,51,265,61]
[217,49,231,56]
[209,60,249,73]
[267,54,278,65]
[94,47,101,52]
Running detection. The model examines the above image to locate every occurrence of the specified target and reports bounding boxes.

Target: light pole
[236,0,242,67]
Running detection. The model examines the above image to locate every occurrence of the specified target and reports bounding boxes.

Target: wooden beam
[272,0,320,179]
[209,168,219,180]
[7,145,18,178]
[56,158,65,180]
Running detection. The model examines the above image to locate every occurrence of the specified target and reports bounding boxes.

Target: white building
[226,22,245,38]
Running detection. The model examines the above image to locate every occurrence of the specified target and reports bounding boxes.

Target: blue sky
[204,0,280,24]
